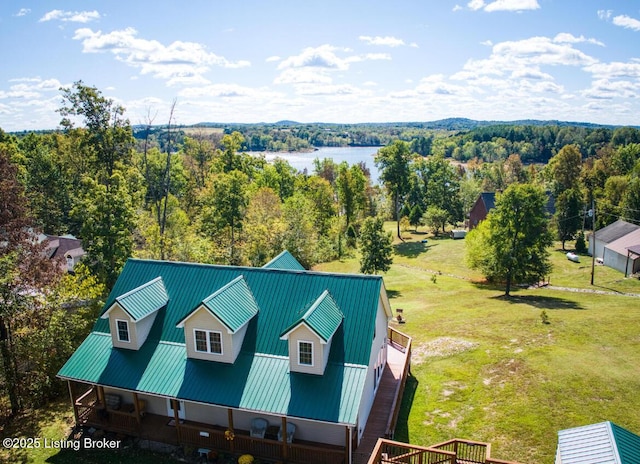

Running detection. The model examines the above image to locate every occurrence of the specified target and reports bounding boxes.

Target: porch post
[227,408,235,453]
[172,399,181,442]
[281,416,288,460]
[97,385,105,405]
[133,392,141,426]
[345,426,351,464]
[67,381,79,424]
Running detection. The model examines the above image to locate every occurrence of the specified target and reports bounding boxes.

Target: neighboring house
[555,421,640,464]
[40,234,85,273]
[58,251,406,464]
[589,219,639,258]
[603,228,640,277]
[468,192,495,230]
[589,220,640,275]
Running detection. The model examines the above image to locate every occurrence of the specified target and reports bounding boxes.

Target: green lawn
[4,229,639,464]
[316,226,640,463]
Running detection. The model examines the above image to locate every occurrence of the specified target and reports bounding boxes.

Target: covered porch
[68,381,346,463]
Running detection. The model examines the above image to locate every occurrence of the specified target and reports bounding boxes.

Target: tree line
[1,81,639,418]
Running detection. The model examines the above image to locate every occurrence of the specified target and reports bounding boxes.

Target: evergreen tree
[359,216,393,274]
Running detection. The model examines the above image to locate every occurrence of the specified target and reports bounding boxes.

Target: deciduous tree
[375,140,413,239]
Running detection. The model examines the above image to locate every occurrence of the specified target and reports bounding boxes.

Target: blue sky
[1,1,640,131]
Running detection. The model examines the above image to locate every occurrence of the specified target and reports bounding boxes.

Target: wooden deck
[354,330,412,464]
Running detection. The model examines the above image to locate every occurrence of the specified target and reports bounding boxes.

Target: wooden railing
[388,326,411,353]
[178,421,345,464]
[386,326,412,438]
[431,439,488,463]
[368,438,456,464]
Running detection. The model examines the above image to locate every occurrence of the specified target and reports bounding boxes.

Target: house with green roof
[58,253,407,463]
[555,421,640,464]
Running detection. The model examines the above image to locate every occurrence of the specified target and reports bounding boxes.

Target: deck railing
[368,438,456,464]
[386,326,412,438]
[370,438,524,464]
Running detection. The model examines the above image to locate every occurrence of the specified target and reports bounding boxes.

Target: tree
[0,148,62,415]
[202,170,249,265]
[409,204,424,231]
[58,81,134,185]
[555,188,583,250]
[336,162,367,229]
[465,183,552,296]
[72,173,137,289]
[375,140,413,239]
[282,193,319,268]
[424,206,449,235]
[549,144,582,194]
[359,216,393,274]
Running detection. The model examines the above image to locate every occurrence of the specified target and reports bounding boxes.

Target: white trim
[298,340,314,367]
[193,328,223,355]
[177,305,240,334]
[115,319,130,343]
[280,321,327,344]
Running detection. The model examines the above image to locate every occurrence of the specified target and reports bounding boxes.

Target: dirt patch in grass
[412,337,479,364]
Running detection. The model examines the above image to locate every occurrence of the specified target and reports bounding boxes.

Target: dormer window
[280,290,343,375]
[101,277,168,350]
[194,329,223,355]
[298,341,313,366]
[116,320,130,343]
[177,275,259,364]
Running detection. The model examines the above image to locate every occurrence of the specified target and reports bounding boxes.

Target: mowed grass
[315,225,640,463]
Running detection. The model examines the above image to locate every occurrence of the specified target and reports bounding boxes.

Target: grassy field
[316,225,640,463]
[3,227,638,463]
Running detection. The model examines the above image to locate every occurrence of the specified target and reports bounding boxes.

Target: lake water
[261,146,382,184]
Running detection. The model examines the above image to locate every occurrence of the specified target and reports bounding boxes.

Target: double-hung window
[116,319,130,342]
[194,329,223,355]
[298,341,313,366]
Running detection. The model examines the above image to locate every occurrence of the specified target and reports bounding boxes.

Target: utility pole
[590,199,596,286]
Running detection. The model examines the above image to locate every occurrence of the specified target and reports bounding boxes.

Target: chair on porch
[250,417,269,438]
[277,422,296,443]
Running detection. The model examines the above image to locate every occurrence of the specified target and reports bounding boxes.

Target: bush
[575,231,587,253]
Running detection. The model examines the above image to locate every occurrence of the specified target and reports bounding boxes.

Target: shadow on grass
[386,289,402,299]
[393,373,419,443]
[393,240,430,258]
[494,294,585,310]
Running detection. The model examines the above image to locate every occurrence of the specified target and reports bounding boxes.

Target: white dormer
[280,290,343,375]
[101,277,168,350]
[176,275,259,364]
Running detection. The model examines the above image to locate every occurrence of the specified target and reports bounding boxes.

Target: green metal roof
[262,250,306,271]
[281,290,343,342]
[177,275,259,333]
[58,258,385,425]
[611,422,640,464]
[58,332,367,425]
[108,276,168,321]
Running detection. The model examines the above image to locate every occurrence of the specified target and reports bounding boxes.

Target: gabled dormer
[101,277,168,350]
[280,290,343,375]
[176,275,259,364]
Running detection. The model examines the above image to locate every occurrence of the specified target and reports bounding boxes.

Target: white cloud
[585,61,640,80]
[278,45,350,70]
[72,27,250,86]
[452,5,463,12]
[468,0,485,11]
[14,8,31,17]
[359,36,406,47]
[482,0,540,12]
[481,40,493,46]
[582,79,640,100]
[553,33,604,47]
[597,10,612,21]
[274,68,333,85]
[612,15,640,31]
[266,56,281,62]
[39,9,101,23]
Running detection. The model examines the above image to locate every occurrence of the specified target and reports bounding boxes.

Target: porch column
[345,426,351,464]
[97,385,105,406]
[227,408,235,453]
[67,381,79,424]
[281,416,288,460]
[172,399,181,442]
[133,392,141,426]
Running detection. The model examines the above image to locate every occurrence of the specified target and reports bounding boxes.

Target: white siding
[287,324,325,375]
[356,297,389,443]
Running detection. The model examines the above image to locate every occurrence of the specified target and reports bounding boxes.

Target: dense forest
[1,81,639,417]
